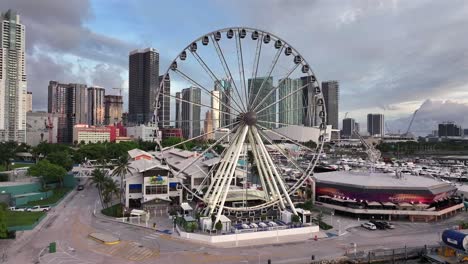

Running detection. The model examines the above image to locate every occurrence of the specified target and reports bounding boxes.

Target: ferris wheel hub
[242,111,257,126]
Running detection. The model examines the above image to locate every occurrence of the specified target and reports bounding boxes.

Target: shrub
[215,220,223,232]
[0,173,8,182]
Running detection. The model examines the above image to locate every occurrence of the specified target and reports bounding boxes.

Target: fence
[345,245,439,263]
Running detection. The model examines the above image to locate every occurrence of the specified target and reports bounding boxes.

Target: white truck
[29,205,51,212]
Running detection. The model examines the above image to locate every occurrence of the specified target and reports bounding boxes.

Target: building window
[129,184,142,193]
[145,185,168,195]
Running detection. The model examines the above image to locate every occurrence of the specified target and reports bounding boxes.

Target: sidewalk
[93,202,175,235]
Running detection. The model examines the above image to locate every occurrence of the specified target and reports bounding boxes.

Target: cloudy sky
[1,0,468,134]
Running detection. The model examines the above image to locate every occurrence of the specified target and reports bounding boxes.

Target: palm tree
[111,155,133,206]
[91,168,106,207]
[102,177,119,209]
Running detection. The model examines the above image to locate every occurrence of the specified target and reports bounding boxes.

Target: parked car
[30,205,51,212]
[381,221,395,229]
[370,220,386,230]
[249,223,258,228]
[77,185,84,191]
[9,206,26,211]
[361,222,377,230]
[258,222,268,228]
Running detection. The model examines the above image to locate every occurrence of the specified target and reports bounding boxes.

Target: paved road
[3,184,466,264]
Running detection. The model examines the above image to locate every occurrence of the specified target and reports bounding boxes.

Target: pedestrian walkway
[141,233,160,241]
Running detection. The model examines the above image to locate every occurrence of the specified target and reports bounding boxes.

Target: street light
[337,219,341,236]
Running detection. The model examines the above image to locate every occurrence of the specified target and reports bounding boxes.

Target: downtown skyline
[0,1,467,135]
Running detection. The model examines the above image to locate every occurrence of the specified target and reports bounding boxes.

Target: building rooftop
[315,171,455,192]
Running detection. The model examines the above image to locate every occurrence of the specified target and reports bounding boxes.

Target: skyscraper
[48,81,88,143]
[181,87,201,139]
[104,95,123,125]
[248,77,275,129]
[175,92,182,129]
[26,91,32,112]
[158,74,170,128]
[342,118,356,138]
[211,88,221,131]
[438,122,463,137]
[204,110,213,140]
[300,76,316,127]
[321,81,339,129]
[0,10,27,142]
[278,78,302,127]
[215,79,232,128]
[367,113,384,137]
[87,86,105,126]
[128,48,159,125]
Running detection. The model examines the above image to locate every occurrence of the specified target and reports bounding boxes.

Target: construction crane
[344,112,349,119]
[44,115,54,143]
[402,109,418,137]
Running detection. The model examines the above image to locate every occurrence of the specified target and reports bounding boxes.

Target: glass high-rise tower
[0,10,27,142]
[248,77,275,129]
[128,48,159,125]
[278,78,303,127]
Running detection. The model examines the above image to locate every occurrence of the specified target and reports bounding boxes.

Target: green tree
[215,220,223,233]
[291,214,301,224]
[0,207,7,238]
[0,141,17,171]
[303,140,317,149]
[46,151,74,171]
[91,168,107,206]
[161,137,183,148]
[28,160,67,188]
[111,154,133,211]
[102,177,119,209]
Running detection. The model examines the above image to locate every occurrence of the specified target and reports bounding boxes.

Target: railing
[345,245,439,263]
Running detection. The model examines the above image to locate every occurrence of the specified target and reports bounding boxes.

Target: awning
[181,202,193,211]
[319,195,331,199]
[366,201,382,206]
[415,203,430,208]
[398,202,414,207]
[382,202,396,207]
[130,209,146,216]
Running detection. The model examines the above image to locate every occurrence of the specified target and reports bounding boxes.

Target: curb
[88,233,120,245]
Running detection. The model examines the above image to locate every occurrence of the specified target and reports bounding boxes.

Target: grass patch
[27,187,72,206]
[5,211,45,227]
[102,204,128,217]
[318,221,333,230]
[0,163,33,172]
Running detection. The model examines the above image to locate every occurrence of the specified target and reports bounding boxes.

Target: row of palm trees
[90,155,133,209]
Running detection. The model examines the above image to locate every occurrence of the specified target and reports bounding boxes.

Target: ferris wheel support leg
[208,126,247,216]
[250,129,279,204]
[252,128,286,210]
[309,176,316,204]
[253,127,297,215]
[204,131,241,205]
[248,130,271,201]
[213,126,249,227]
[205,139,239,214]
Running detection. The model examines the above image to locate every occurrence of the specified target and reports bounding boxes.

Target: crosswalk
[142,233,160,241]
[92,240,159,261]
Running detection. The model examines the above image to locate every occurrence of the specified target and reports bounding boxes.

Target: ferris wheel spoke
[256,123,319,153]
[164,92,238,118]
[256,82,309,115]
[256,105,308,119]
[166,124,239,181]
[252,64,301,112]
[257,128,307,177]
[162,121,239,151]
[210,35,248,112]
[173,69,243,114]
[247,34,263,109]
[189,50,245,113]
[235,29,248,112]
[256,120,300,128]
[249,46,284,110]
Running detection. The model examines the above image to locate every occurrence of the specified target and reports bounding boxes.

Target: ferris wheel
[154,27,327,225]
